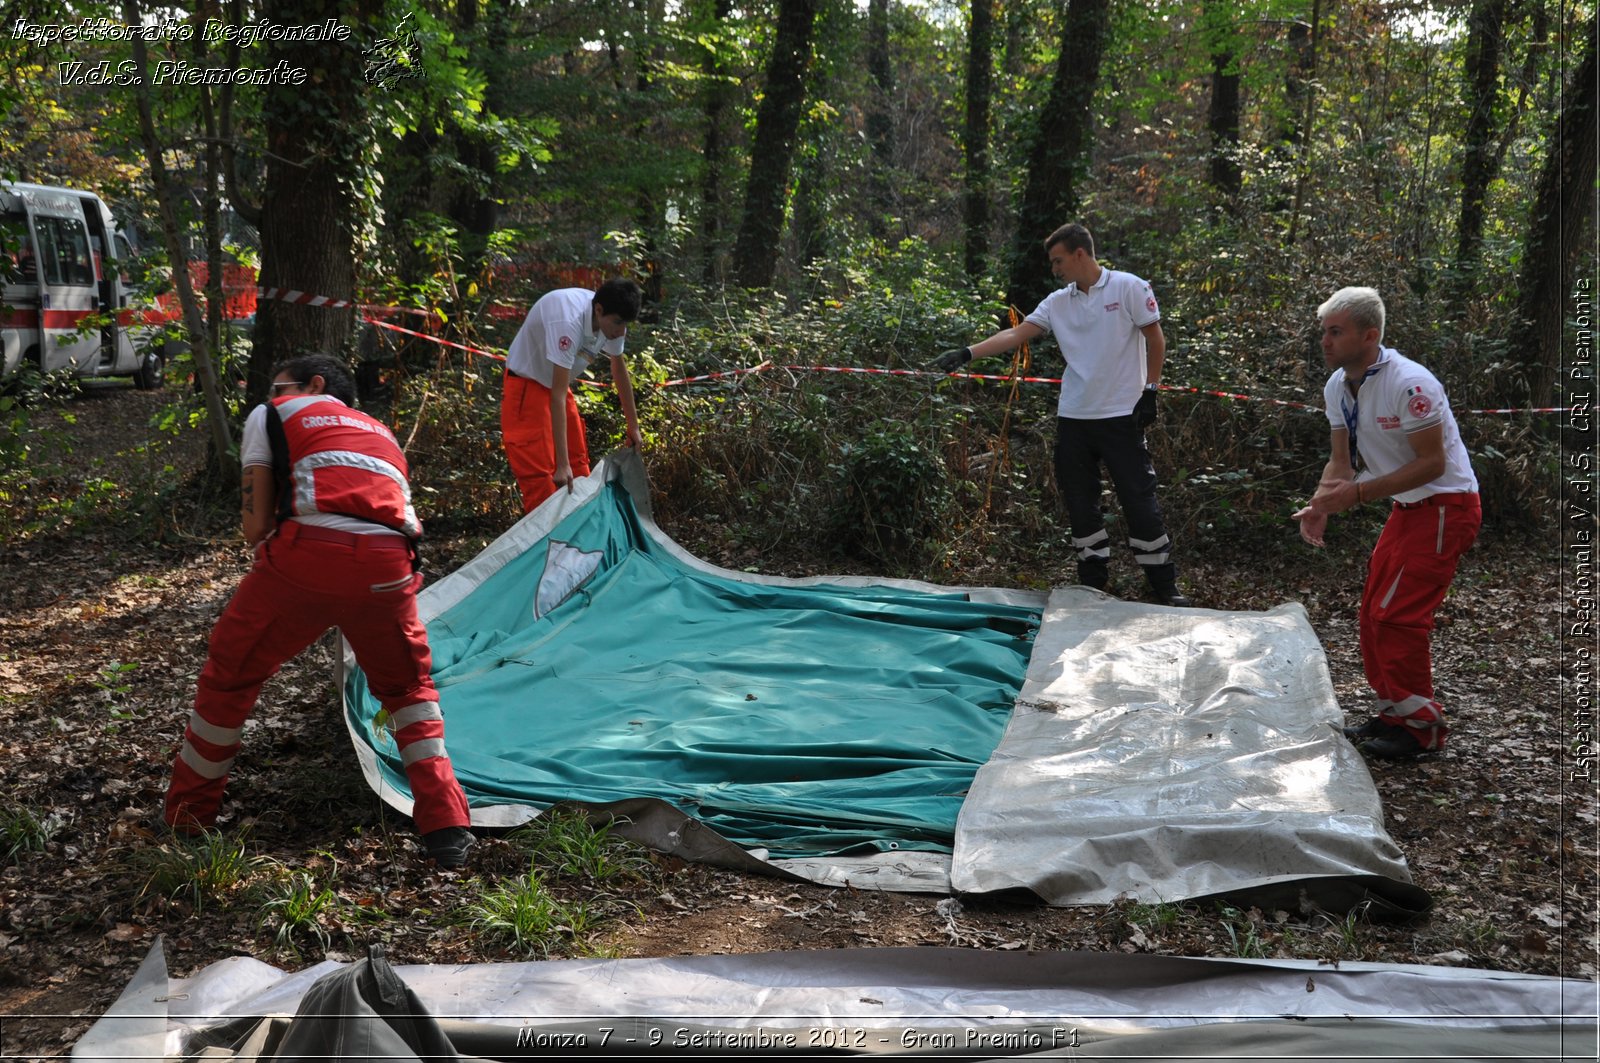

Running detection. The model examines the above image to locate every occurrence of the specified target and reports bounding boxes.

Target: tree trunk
[1282,0,1322,244]
[1514,20,1597,407]
[448,0,500,281]
[1203,0,1241,205]
[1271,12,1315,214]
[1455,0,1509,276]
[963,0,995,280]
[250,0,380,405]
[1003,0,1109,313]
[191,22,229,360]
[732,0,819,289]
[698,0,734,284]
[866,0,894,236]
[635,0,666,312]
[126,0,234,479]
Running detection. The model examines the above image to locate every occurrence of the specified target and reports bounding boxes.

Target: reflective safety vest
[267,395,421,538]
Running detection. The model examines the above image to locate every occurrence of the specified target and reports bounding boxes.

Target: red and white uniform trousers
[1361,492,1481,750]
[164,521,471,834]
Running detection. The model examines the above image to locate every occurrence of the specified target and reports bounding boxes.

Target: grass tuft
[0,804,70,863]
[461,869,608,956]
[254,869,339,956]
[507,807,653,884]
[130,829,270,913]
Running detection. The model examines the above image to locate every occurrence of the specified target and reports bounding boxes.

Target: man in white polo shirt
[501,278,643,513]
[1294,286,1481,759]
[934,223,1187,606]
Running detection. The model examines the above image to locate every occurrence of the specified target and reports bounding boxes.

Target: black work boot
[1362,729,1427,759]
[1342,717,1387,741]
[1150,584,1191,608]
[1077,561,1110,592]
[422,826,476,869]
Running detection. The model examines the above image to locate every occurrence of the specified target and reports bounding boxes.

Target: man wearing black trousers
[934,223,1188,606]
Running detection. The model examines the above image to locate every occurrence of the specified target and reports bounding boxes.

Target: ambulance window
[114,233,133,284]
[35,216,95,287]
[0,210,30,280]
[32,218,64,284]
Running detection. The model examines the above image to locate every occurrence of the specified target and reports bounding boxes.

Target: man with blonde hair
[1294,287,1480,758]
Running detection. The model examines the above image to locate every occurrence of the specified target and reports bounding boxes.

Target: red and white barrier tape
[257,286,357,309]
[654,363,1569,416]
[364,316,504,361]
[259,288,438,320]
[267,286,1574,417]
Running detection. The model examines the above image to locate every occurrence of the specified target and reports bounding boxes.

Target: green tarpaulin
[345,474,1040,859]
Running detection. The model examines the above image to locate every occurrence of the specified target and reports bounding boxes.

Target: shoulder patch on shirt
[558,335,573,352]
[1146,295,1158,313]
[1405,384,1433,419]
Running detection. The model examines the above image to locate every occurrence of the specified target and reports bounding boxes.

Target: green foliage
[460,870,608,957]
[0,366,87,539]
[0,804,70,864]
[1217,905,1269,959]
[455,809,654,957]
[255,869,340,955]
[251,861,385,959]
[830,419,953,564]
[1122,900,1186,936]
[132,830,269,914]
[507,808,653,885]
[386,360,521,543]
[94,660,141,724]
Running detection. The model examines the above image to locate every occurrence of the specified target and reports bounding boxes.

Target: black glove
[1135,387,1158,428]
[931,346,973,373]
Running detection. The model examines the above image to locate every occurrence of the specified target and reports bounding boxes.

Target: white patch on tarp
[534,539,603,619]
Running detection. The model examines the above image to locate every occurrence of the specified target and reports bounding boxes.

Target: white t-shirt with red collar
[1321,347,1478,503]
[505,287,626,387]
[1024,268,1161,419]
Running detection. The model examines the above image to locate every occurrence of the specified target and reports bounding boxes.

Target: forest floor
[0,382,1593,1060]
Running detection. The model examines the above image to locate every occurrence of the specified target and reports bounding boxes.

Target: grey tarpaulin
[952,588,1430,914]
[74,939,1597,1061]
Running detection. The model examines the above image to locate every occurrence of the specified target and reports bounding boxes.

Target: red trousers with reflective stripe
[501,373,590,514]
[164,527,470,835]
[1360,496,1481,749]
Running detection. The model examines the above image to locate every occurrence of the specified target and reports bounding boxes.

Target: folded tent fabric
[344,472,1041,858]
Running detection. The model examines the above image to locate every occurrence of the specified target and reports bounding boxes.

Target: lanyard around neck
[1340,362,1383,471]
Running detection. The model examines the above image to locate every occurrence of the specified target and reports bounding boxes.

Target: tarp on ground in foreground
[75,939,1599,1062]
[342,449,1425,911]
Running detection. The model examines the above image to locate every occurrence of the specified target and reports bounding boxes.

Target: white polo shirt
[1322,347,1478,503]
[505,287,625,388]
[1024,268,1160,419]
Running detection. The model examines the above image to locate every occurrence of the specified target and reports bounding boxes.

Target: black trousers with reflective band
[1053,414,1176,590]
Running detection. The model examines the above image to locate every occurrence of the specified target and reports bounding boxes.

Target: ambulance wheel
[134,348,165,390]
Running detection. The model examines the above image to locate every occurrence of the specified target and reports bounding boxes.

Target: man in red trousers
[163,354,474,867]
[501,278,642,513]
[1295,287,1481,759]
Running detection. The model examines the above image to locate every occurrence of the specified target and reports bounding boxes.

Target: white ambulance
[0,181,167,388]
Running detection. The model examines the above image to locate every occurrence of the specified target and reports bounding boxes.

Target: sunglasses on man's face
[270,381,301,393]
